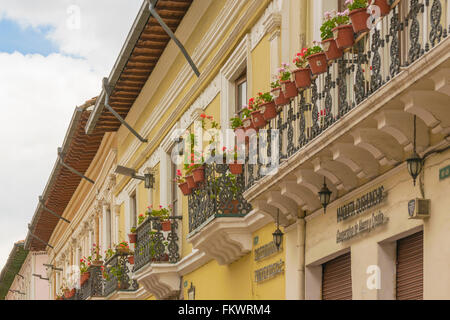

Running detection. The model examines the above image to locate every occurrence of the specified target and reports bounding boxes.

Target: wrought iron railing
[188,163,253,234]
[79,265,103,300]
[244,0,449,191]
[103,253,138,297]
[134,216,182,272]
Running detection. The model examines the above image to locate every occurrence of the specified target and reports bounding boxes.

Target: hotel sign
[254,241,279,261]
[336,211,389,243]
[254,260,284,283]
[337,186,386,222]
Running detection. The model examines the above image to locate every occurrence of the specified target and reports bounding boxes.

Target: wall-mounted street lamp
[272,210,284,251]
[318,177,332,214]
[115,165,155,189]
[406,115,423,186]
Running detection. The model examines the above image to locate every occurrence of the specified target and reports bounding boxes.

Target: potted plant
[248,97,267,129]
[221,174,240,214]
[271,80,289,107]
[175,169,191,196]
[225,147,243,175]
[306,42,328,75]
[347,0,370,34]
[321,11,344,60]
[331,10,354,49]
[128,227,137,244]
[293,49,312,88]
[257,92,277,121]
[148,204,172,231]
[116,241,131,255]
[89,244,103,266]
[127,253,135,265]
[230,116,243,133]
[241,107,257,133]
[371,0,390,17]
[79,258,90,286]
[63,288,76,299]
[278,63,297,99]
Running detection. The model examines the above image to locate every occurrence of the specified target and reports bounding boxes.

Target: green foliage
[346,0,368,11]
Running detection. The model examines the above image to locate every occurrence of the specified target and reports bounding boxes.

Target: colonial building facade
[10,0,450,300]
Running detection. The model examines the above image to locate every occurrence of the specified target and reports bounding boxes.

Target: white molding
[187,210,270,265]
[250,0,282,51]
[133,249,210,300]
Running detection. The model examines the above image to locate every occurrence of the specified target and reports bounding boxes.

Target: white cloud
[0,1,143,271]
[0,0,142,75]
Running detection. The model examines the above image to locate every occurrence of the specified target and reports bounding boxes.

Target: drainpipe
[297,211,306,300]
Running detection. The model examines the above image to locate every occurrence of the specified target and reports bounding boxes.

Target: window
[235,71,247,114]
[130,192,137,228]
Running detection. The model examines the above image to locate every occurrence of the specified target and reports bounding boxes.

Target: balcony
[187,163,268,265]
[132,216,183,299]
[102,253,139,298]
[78,266,103,300]
[243,0,450,223]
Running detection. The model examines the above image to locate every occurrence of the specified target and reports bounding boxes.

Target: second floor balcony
[242,0,450,224]
[187,163,268,265]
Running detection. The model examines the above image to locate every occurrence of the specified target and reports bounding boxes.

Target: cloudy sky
[0,0,141,273]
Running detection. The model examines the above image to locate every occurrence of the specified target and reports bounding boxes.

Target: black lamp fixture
[272,210,284,251]
[318,177,332,214]
[406,115,423,186]
[115,165,155,189]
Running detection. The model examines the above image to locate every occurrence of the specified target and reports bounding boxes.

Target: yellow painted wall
[182,222,285,300]
[251,34,272,97]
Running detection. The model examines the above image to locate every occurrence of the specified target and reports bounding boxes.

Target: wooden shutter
[322,252,352,300]
[396,231,423,300]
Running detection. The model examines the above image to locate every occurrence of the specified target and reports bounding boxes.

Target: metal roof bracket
[147,0,200,77]
[38,196,71,224]
[58,148,95,185]
[102,78,148,143]
[27,224,54,249]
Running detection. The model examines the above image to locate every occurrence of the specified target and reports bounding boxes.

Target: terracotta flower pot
[271,87,281,99]
[117,247,130,255]
[92,260,103,267]
[222,200,240,214]
[251,110,267,129]
[260,101,277,121]
[186,175,197,189]
[128,233,137,244]
[272,88,290,106]
[128,255,135,265]
[80,272,90,286]
[372,0,390,17]
[243,117,257,133]
[322,38,343,61]
[349,8,370,33]
[293,68,311,89]
[333,25,355,49]
[161,220,172,232]
[192,166,205,183]
[307,52,328,75]
[281,80,298,99]
[229,162,243,175]
[178,182,192,196]
[64,288,76,299]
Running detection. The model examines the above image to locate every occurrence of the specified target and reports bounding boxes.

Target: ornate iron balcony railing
[103,253,139,297]
[244,0,449,191]
[188,163,253,234]
[79,265,103,300]
[134,216,182,273]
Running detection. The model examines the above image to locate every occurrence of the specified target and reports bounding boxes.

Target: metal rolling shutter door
[396,231,424,300]
[322,252,352,300]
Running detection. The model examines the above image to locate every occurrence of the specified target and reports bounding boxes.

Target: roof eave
[85,0,152,135]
